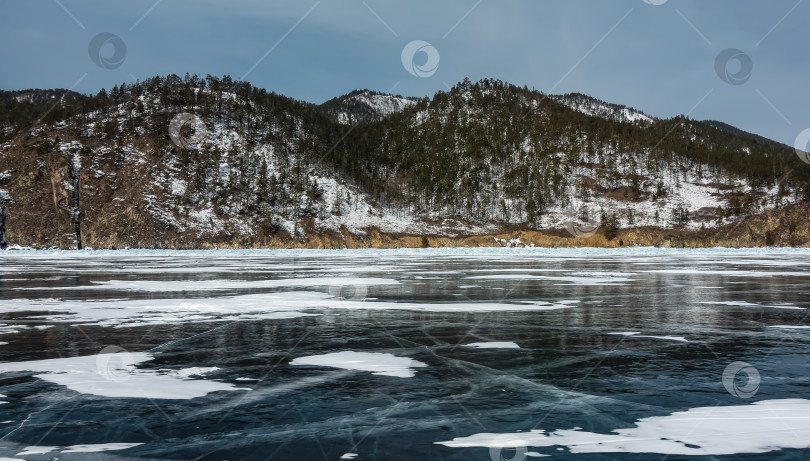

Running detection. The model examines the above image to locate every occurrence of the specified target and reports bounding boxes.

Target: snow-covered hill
[550,93,654,125]
[322,90,418,124]
[0,75,806,249]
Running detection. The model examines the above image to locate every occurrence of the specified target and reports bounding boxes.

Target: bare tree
[69,151,82,250]
[0,171,9,250]
[60,146,83,250]
[0,198,6,250]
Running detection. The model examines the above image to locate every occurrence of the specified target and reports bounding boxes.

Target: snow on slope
[538,163,733,231]
[311,174,495,236]
[335,92,417,124]
[114,112,494,239]
[550,93,654,125]
[55,112,792,240]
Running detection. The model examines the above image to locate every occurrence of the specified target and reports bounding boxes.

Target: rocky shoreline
[4,202,807,250]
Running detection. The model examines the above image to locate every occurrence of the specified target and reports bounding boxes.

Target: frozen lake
[0,248,809,460]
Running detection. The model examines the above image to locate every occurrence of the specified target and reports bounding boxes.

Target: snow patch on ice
[465,342,521,349]
[609,332,688,342]
[170,367,220,379]
[469,274,633,286]
[17,443,143,456]
[15,447,57,456]
[290,351,426,378]
[0,291,579,329]
[0,353,246,399]
[29,276,401,293]
[324,298,580,313]
[701,301,806,310]
[62,443,144,453]
[436,399,810,456]
[653,270,808,277]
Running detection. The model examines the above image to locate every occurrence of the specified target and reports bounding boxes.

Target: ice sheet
[1,247,809,459]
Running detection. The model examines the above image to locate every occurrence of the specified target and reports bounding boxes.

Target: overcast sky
[1,0,807,146]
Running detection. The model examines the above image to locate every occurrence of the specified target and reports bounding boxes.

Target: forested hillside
[0,74,807,249]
